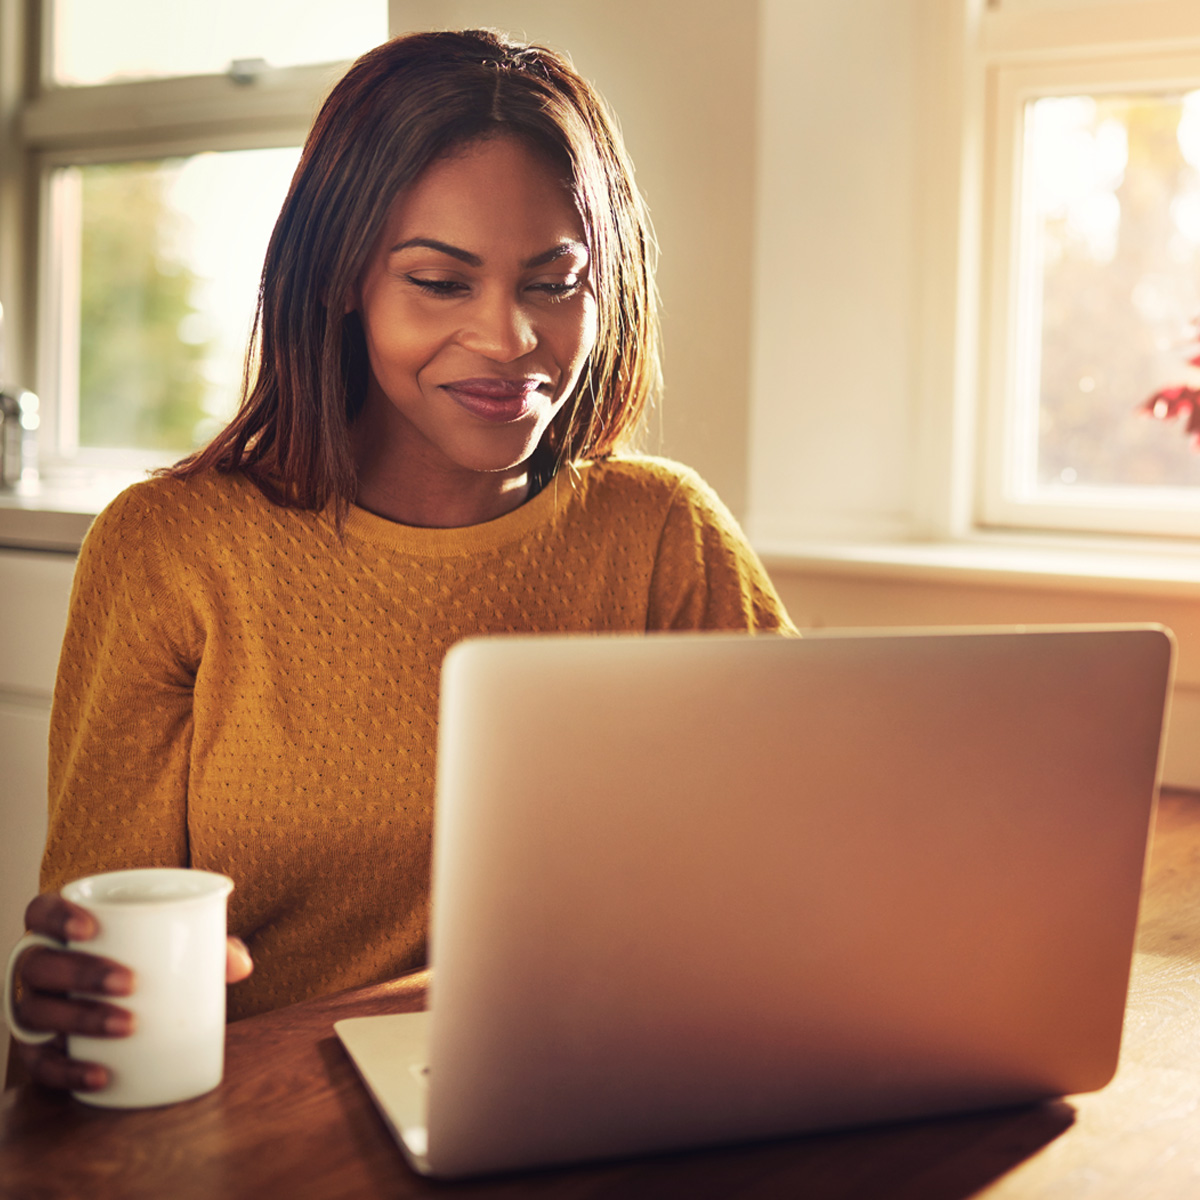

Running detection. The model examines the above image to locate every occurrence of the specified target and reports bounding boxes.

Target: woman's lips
[442,377,547,423]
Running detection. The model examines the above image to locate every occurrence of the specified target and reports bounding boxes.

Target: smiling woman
[7,29,794,1098]
[350,137,599,528]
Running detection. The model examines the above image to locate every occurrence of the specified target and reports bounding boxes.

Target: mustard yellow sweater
[43,456,794,1020]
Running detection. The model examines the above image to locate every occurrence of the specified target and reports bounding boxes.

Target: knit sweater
[42,456,794,1020]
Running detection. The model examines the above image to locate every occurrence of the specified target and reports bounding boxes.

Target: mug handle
[3,932,62,1045]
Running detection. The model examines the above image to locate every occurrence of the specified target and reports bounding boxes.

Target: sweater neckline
[341,469,579,555]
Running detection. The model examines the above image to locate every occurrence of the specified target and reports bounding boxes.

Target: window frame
[973,1,1200,540]
[1,0,359,474]
[979,50,1200,537]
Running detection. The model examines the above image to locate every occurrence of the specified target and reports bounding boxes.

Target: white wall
[390,0,761,515]
[748,0,924,543]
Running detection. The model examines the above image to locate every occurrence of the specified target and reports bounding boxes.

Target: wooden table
[4,790,1200,1200]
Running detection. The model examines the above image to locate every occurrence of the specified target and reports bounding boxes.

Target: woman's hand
[12,892,134,1091]
[11,891,253,1091]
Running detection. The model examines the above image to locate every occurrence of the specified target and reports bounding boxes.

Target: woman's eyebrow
[388,238,587,268]
[524,241,588,268]
[390,237,482,266]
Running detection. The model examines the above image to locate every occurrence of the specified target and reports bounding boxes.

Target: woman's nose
[458,293,538,362]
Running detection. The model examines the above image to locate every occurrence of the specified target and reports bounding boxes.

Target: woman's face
[351,134,598,522]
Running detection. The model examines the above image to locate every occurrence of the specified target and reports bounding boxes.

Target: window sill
[756,532,1200,599]
[0,470,142,553]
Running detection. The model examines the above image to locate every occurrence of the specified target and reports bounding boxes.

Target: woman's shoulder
[572,455,737,529]
[96,466,248,513]
[574,454,712,506]
[85,469,276,555]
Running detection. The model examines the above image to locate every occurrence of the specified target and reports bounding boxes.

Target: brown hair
[166,29,661,514]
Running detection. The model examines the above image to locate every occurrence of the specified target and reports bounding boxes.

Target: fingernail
[81,1065,108,1090]
[64,915,92,940]
[102,969,134,996]
[103,1011,135,1036]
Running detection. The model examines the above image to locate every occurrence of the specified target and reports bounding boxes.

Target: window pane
[1019,91,1200,495]
[71,148,300,453]
[53,0,386,86]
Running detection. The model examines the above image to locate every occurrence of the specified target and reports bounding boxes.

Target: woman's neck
[353,465,532,528]
[350,412,532,528]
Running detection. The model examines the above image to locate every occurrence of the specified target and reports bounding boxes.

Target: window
[1,1,387,475]
[51,0,382,86]
[979,2,1200,537]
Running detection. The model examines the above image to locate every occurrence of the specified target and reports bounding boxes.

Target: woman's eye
[530,278,582,298]
[405,276,468,296]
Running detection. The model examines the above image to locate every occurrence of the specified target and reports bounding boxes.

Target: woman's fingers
[15,989,135,1039]
[9,890,136,1093]
[24,892,98,942]
[12,943,135,1050]
[226,937,253,984]
[15,944,135,1042]
[16,1039,110,1092]
[17,944,134,999]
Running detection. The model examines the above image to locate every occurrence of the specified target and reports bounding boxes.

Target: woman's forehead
[378,135,587,257]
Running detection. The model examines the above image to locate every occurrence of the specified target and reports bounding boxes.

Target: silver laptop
[336,625,1174,1179]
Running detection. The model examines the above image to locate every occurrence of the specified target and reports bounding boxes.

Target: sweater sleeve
[41,484,200,893]
[645,467,796,634]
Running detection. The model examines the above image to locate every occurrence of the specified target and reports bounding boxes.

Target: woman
[9,29,793,1093]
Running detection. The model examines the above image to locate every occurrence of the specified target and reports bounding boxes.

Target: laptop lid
[346,625,1173,1178]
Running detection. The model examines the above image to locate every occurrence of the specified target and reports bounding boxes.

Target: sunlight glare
[54,0,386,85]
[1029,98,1127,264]
[1178,90,1200,170]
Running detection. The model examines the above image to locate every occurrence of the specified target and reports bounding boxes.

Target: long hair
[166,29,661,514]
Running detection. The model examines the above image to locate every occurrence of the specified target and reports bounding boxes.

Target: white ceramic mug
[3,867,234,1108]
